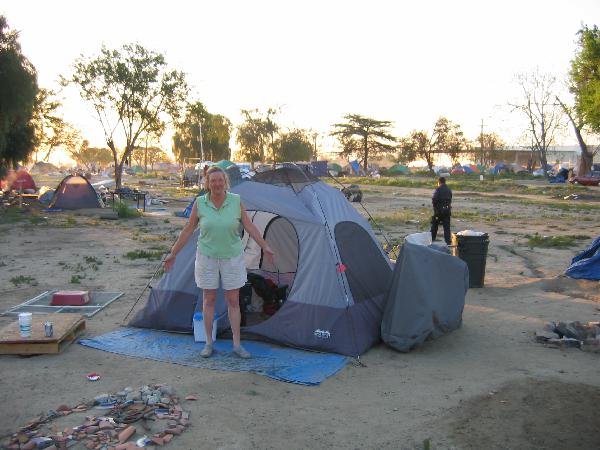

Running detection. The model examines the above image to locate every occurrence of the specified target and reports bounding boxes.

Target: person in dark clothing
[430,177,452,244]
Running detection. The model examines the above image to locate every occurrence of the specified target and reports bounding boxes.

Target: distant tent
[30,161,59,174]
[476,164,486,173]
[327,163,342,175]
[38,187,55,205]
[215,160,235,169]
[468,164,481,174]
[310,160,328,177]
[2,169,37,191]
[349,160,361,174]
[490,162,507,174]
[507,163,528,173]
[462,165,475,174]
[49,175,102,209]
[565,236,600,280]
[132,165,144,174]
[387,164,410,175]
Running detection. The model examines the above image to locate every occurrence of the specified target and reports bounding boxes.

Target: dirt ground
[1,176,599,449]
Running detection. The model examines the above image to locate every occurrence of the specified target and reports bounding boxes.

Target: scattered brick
[118,426,136,443]
[151,436,165,446]
[21,441,35,450]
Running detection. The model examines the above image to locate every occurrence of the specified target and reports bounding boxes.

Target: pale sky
[2,0,599,163]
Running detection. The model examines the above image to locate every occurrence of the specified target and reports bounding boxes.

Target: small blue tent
[565,236,600,280]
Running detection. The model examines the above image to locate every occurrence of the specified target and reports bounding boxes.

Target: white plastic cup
[18,312,32,337]
[479,175,484,181]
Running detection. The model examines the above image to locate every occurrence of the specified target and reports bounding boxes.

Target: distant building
[498,145,583,168]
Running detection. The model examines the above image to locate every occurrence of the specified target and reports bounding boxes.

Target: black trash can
[452,232,489,288]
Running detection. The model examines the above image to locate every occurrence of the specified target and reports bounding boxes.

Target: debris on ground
[340,184,362,202]
[534,320,600,352]
[1,384,190,449]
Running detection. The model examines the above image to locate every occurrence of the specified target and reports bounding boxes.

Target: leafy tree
[64,43,188,188]
[565,24,600,175]
[331,114,396,171]
[511,70,564,178]
[399,130,432,171]
[395,136,418,164]
[272,128,313,162]
[0,15,38,171]
[172,102,232,165]
[31,88,80,162]
[69,140,113,171]
[235,109,272,167]
[131,145,168,171]
[432,117,469,166]
[398,118,467,173]
[475,132,505,168]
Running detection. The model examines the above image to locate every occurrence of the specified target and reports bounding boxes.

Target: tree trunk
[108,142,121,189]
[363,135,369,172]
[571,122,593,176]
[539,148,549,179]
[555,97,594,175]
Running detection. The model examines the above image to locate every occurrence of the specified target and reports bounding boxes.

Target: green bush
[10,275,37,287]
[115,201,142,218]
[124,249,165,260]
[526,233,590,248]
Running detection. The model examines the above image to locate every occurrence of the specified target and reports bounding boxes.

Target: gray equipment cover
[381,242,468,352]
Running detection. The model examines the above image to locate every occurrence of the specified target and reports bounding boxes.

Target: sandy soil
[1,176,599,449]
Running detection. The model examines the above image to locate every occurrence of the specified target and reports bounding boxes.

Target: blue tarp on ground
[80,328,349,386]
[565,236,600,280]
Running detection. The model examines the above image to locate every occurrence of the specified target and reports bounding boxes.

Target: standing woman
[164,166,274,359]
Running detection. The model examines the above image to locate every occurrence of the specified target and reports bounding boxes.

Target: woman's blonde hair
[205,166,230,195]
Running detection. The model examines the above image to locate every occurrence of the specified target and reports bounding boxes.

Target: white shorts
[195,251,247,290]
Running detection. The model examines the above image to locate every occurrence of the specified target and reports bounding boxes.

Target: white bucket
[18,312,32,337]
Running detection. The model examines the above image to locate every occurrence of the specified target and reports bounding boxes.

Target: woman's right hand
[164,253,176,272]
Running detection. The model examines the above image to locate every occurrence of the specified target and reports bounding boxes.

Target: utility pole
[198,121,205,161]
[479,119,485,166]
[312,132,318,161]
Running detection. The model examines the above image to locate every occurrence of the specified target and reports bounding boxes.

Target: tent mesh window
[252,166,319,193]
[243,211,299,290]
[334,221,392,303]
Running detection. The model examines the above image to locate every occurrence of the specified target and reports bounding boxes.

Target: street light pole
[199,120,204,161]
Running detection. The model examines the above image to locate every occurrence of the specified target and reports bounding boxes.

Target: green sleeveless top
[197,192,243,258]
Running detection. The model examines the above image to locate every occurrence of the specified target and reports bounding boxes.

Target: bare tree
[510,70,565,178]
[555,97,597,175]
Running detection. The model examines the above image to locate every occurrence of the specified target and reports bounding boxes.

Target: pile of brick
[535,320,600,352]
[2,384,191,449]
